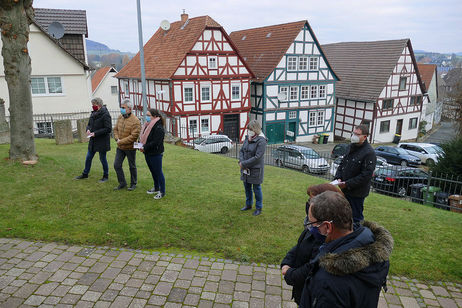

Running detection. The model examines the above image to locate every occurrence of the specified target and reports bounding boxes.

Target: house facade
[116,14,253,142]
[322,39,426,143]
[91,66,119,110]
[417,63,440,131]
[0,8,91,126]
[230,21,338,144]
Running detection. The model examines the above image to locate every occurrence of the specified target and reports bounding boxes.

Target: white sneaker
[153,192,164,200]
[147,188,159,195]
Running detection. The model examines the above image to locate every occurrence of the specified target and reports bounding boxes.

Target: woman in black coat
[139,109,165,199]
[75,98,112,182]
[281,183,344,305]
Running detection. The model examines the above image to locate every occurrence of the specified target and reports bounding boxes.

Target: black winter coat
[87,106,112,152]
[143,121,165,155]
[300,221,393,308]
[281,229,322,305]
[335,140,376,198]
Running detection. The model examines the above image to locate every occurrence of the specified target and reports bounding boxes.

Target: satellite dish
[48,21,65,39]
[160,20,171,31]
[277,92,287,101]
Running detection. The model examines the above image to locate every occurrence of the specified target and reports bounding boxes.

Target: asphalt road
[424,121,459,145]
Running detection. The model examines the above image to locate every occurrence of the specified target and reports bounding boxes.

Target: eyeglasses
[304,219,332,228]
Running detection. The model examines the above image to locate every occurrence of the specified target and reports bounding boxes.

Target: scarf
[140,117,159,145]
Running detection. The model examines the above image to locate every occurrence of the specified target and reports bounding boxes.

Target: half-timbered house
[417,63,440,131]
[115,14,254,142]
[230,21,338,144]
[322,39,426,143]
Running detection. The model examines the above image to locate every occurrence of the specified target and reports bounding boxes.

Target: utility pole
[136,0,148,121]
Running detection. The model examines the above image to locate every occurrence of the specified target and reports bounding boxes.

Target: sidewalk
[0,238,460,307]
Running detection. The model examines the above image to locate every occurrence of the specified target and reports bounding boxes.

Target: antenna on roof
[48,21,64,39]
[160,20,171,31]
[182,9,185,14]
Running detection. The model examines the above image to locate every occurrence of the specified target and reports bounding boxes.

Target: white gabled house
[417,63,440,131]
[91,66,119,110]
[322,39,426,143]
[0,8,91,133]
[116,14,254,142]
[230,21,339,144]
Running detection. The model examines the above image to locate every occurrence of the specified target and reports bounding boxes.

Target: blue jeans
[145,153,165,195]
[83,150,108,177]
[244,182,262,209]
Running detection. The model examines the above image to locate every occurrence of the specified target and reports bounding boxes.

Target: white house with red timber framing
[322,39,426,143]
[230,21,339,144]
[115,14,254,142]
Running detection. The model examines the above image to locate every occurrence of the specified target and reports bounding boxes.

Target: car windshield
[395,147,409,155]
[300,148,320,159]
[424,146,440,154]
[193,137,205,144]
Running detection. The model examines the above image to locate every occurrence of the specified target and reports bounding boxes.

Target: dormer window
[208,56,217,69]
[266,32,272,38]
[241,35,246,40]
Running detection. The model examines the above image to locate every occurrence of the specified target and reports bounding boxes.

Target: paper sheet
[330,179,340,185]
[133,142,143,149]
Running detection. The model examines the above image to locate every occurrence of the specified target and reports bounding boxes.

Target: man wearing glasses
[300,191,393,308]
[334,124,376,225]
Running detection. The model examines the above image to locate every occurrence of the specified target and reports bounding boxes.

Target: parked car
[375,146,421,166]
[331,143,349,158]
[398,142,445,166]
[329,156,391,177]
[185,135,234,154]
[273,145,330,174]
[372,166,428,197]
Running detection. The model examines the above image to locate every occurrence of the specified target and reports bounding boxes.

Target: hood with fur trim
[318,221,394,277]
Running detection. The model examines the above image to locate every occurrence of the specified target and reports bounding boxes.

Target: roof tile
[417,63,437,92]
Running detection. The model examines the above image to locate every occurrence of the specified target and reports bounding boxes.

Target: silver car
[185,135,234,154]
[273,145,330,174]
[398,142,444,166]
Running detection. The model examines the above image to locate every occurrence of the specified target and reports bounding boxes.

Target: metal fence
[185,139,462,213]
[5,110,120,138]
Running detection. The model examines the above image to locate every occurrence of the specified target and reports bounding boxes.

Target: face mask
[120,108,126,115]
[309,225,327,242]
[92,105,99,111]
[248,130,256,137]
[146,116,151,123]
[351,134,360,144]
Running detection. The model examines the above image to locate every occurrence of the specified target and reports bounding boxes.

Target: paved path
[424,121,459,145]
[0,238,461,308]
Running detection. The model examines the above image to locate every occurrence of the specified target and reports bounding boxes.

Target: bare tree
[450,80,462,135]
[0,0,36,161]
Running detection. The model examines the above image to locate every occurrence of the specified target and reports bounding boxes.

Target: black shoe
[127,184,137,191]
[98,177,108,183]
[252,209,262,216]
[241,205,252,211]
[114,184,127,190]
[74,174,88,180]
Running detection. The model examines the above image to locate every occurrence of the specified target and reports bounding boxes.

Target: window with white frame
[409,117,418,129]
[189,119,198,134]
[317,110,324,125]
[184,86,194,102]
[31,77,63,95]
[201,85,211,102]
[279,86,288,101]
[309,112,316,126]
[309,57,318,70]
[111,86,118,94]
[299,56,308,70]
[301,86,310,100]
[124,81,129,97]
[289,111,297,119]
[399,77,407,91]
[289,86,298,101]
[231,84,241,100]
[287,56,297,71]
[201,119,209,132]
[208,56,217,69]
[310,85,318,98]
[380,120,390,133]
[319,85,326,98]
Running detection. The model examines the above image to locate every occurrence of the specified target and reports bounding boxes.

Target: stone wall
[0,99,10,144]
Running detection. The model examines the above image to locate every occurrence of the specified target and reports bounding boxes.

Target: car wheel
[398,187,407,197]
[302,165,310,173]
[426,158,435,166]
[276,159,284,167]
[220,146,228,154]
[400,160,408,167]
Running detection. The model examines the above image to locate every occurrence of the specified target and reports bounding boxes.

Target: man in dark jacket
[300,191,393,308]
[75,97,112,182]
[335,124,376,224]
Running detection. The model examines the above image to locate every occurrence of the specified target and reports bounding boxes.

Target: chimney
[181,9,188,23]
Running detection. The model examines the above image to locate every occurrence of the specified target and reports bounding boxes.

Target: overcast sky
[35,0,462,54]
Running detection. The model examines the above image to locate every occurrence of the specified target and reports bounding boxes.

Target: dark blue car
[375,146,421,166]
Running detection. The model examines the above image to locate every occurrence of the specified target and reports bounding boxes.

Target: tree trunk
[0,0,36,161]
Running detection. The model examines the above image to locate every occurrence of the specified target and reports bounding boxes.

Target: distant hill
[86,39,134,56]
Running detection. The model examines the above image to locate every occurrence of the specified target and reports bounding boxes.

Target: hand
[140,147,144,153]
[239,162,243,169]
[338,181,346,189]
[282,265,290,276]
[116,139,121,144]
[86,130,90,135]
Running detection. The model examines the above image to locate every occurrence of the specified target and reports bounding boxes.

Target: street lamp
[136,0,147,122]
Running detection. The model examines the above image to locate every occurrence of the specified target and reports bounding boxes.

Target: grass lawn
[0,139,461,283]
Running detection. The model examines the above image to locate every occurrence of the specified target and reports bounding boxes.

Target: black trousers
[345,194,365,225]
[114,148,137,186]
